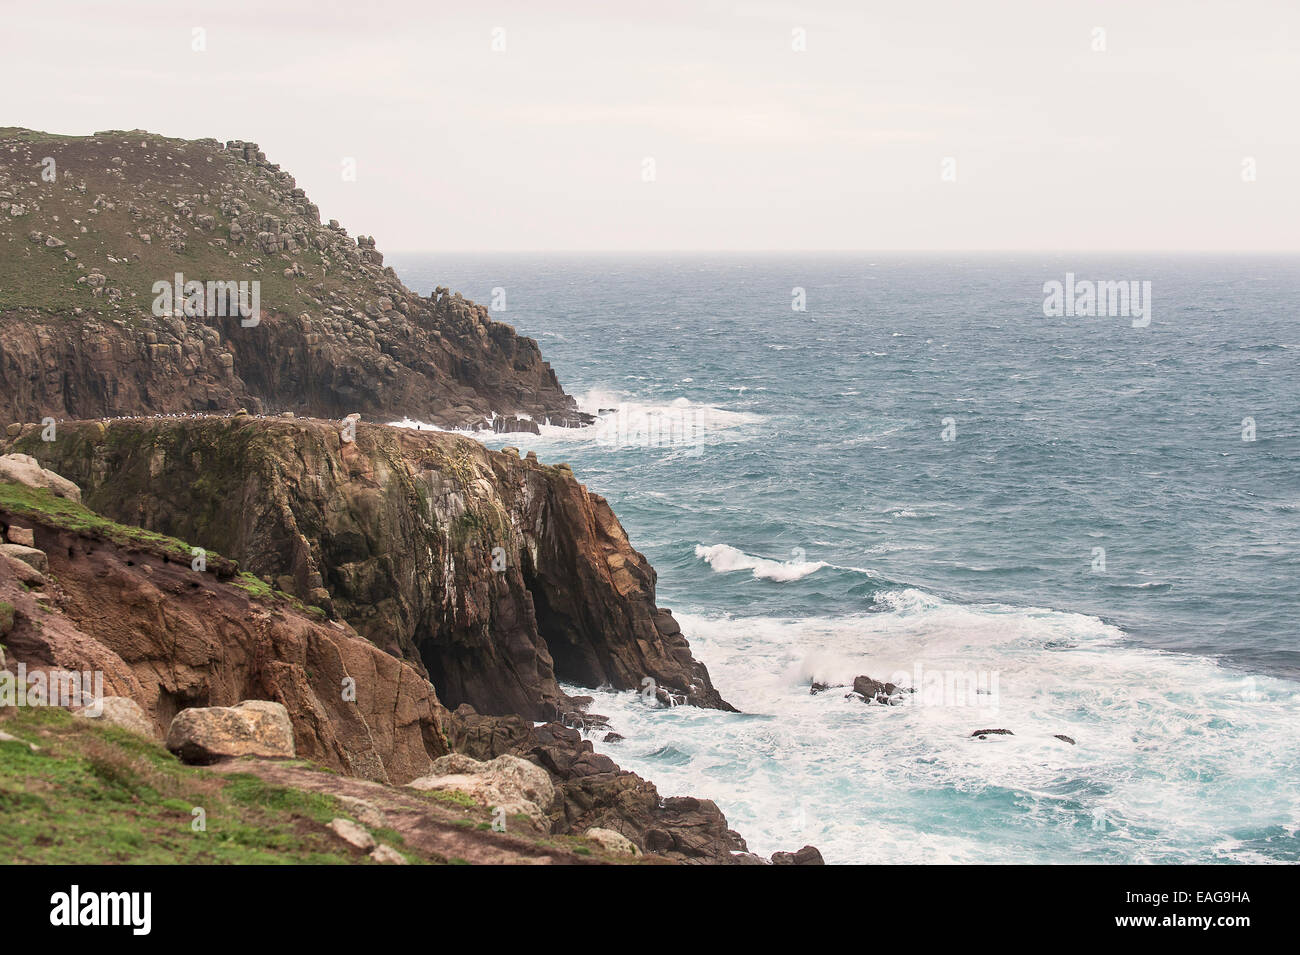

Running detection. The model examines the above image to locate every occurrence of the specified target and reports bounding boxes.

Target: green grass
[0,707,413,864]
[0,482,194,560]
[421,788,477,809]
[0,709,340,862]
[0,481,323,617]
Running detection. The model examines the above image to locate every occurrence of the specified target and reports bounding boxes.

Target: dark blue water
[389,253,1300,863]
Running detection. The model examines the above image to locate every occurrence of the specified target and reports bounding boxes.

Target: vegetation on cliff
[0,128,586,428]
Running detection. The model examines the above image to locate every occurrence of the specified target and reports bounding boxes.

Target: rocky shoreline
[0,128,822,864]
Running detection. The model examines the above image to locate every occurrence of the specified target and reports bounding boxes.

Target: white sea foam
[390,388,761,451]
[694,543,828,581]
[572,590,1300,864]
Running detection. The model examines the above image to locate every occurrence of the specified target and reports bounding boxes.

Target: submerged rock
[851,675,907,705]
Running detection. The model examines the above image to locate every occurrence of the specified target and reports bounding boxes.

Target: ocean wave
[694,543,828,582]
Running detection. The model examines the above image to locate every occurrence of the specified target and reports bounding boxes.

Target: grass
[0,481,323,617]
[0,707,421,864]
[0,482,194,561]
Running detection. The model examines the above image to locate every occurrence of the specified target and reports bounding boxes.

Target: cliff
[0,128,588,430]
[9,416,731,720]
[0,469,775,863]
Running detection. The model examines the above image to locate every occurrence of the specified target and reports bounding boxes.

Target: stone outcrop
[165,700,296,764]
[408,753,556,831]
[14,416,730,720]
[852,674,908,704]
[0,129,590,431]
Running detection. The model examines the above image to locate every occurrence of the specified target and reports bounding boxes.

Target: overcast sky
[6,0,1298,252]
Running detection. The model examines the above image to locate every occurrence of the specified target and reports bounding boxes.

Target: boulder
[6,525,34,547]
[327,817,376,850]
[0,543,48,574]
[0,453,82,502]
[852,675,906,704]
[771,845,826,865]
[73,696,155,737]
[165,700,296,764]
[369,844,407,865]
[584,827,640,856]
[407,753,555,831]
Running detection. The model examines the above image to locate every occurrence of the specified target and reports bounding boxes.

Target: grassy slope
[0,707,401,864]
[0,127,333,322]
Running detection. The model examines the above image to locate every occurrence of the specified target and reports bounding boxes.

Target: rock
[971,728,1014,739]
[486,416,540,435]
[407,753,555,831]
[6,525,34,547]
[0,550,46,586]
[444,704,532,761]
[335,795,387,829]
[1054,734,1076,745]
[5,423,20,438]
[165,700,296,764]
[584,827,640,856]
[852,675,905,704]
[0,543,48,574]
[770,845,825,865]
[369,844,407,865]
[0,453,82,502]
[602,732,624,743]
[73,696,154,737]
[327,817,376,850]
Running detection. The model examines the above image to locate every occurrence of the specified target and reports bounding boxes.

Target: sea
[388,252,1300,864]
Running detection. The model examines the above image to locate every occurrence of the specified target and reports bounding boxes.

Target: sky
[5,0,1298,252]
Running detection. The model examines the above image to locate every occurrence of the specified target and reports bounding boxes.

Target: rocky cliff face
[0,128,588,430]
[0,485,453,784]
[0,469,774,862]
[12,416,730,720]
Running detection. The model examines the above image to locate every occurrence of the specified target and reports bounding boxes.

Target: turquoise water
[390,253,1300,863]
